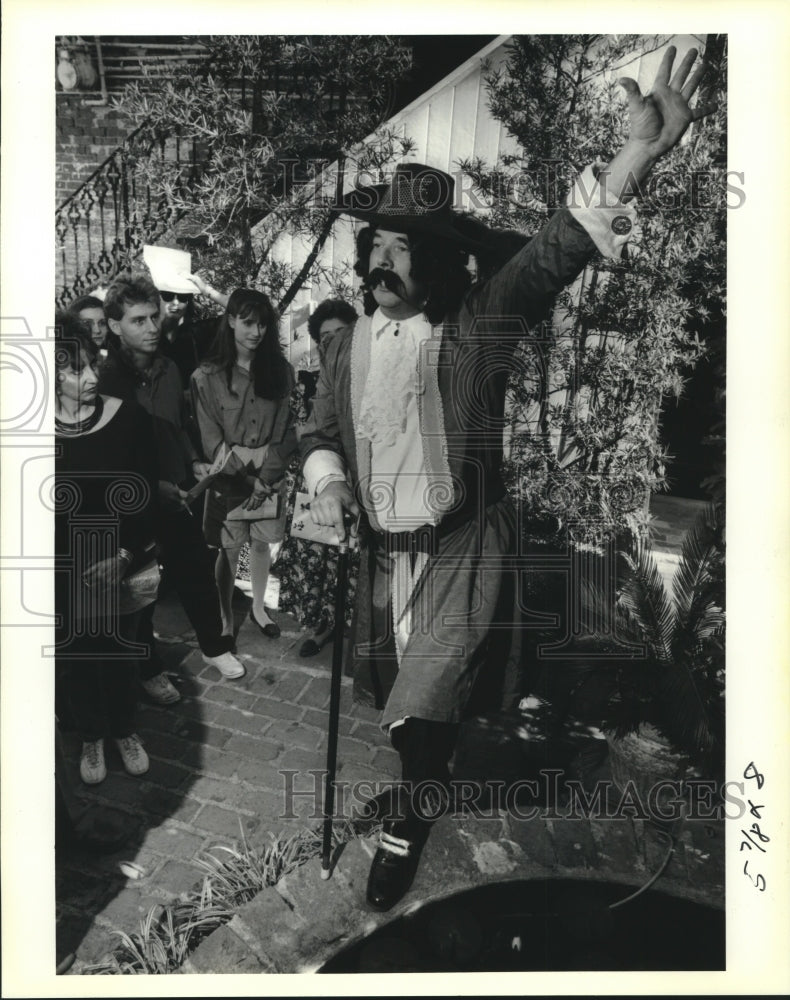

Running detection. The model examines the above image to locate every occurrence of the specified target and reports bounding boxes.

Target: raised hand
[184,273,228,308]
[183,273,211,296]
[619,45,718,160]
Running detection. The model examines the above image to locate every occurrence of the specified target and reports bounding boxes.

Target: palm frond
[590,512,725,767]
[672,505,725,670]
[577,575,647,656]
[619,542,674,662]
[672,503,724,641]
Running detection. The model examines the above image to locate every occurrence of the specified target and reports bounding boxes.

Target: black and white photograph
[1,2,789,996]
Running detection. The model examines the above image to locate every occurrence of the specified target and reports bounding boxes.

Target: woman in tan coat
[191,288,297,643]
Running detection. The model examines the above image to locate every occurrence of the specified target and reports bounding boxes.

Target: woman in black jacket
[55,314,159,784]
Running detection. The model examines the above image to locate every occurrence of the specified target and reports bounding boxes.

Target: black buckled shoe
[365,779,440,912]
[366,818,429,912]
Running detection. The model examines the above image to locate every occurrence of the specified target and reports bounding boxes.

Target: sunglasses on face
[160,291,193,303]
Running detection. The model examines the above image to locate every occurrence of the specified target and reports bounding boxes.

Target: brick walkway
[56,592,398,972]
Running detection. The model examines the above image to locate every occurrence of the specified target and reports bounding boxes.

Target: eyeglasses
[160,291,193,303]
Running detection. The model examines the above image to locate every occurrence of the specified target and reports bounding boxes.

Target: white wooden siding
[264,33,703,369]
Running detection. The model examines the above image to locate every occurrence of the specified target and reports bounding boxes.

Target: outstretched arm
[602,45,717,201]
[471,44,718,319]
[184,273,229,310]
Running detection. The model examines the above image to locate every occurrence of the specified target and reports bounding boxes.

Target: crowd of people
[54,247,359,836]
[55,44,714,912]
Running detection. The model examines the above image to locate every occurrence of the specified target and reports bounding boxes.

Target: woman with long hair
[191,288,297,643]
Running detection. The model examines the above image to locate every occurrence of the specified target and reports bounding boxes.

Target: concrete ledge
[185,809,725,973]
[181,924,273,974]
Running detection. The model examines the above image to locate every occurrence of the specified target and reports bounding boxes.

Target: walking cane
[288,494,356,879]
[320,535,349,879]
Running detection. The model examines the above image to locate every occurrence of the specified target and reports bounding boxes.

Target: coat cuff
[304,448,346,497]
[566,163,636,259]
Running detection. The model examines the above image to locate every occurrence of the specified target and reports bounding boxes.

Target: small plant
[104,902,227,975]
[82,816,373,975]
[192,825,325,910]
[595,503,725,776]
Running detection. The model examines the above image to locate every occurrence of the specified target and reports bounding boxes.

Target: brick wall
[54,96,205,306]
[56,95,133,206]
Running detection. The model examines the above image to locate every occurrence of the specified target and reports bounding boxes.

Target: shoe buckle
[379,830,412,857]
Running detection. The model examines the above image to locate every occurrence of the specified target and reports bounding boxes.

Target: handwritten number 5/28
[741,763,767,891]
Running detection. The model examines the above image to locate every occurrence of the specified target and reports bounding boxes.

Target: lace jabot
[356,313,429,447]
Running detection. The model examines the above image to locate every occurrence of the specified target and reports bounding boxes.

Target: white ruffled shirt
[356,310,439,530]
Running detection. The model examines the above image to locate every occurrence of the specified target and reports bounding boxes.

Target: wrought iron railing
[54,40,371,309]
[55,131,205,309]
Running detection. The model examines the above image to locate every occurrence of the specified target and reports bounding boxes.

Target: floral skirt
[269,465,359,631]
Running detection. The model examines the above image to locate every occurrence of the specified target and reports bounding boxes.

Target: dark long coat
[300,208,598,728]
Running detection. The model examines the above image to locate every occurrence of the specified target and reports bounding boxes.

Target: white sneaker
[114,734,150,776]
[141,672,181,705]
[202,650,246,679]
[80,738,107,785]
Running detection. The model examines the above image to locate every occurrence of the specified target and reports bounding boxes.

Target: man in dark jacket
[100,276,247,692]
[301,46,715,910]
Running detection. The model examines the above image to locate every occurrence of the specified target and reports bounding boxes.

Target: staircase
[54,46,367,309]
[55,129,205,308]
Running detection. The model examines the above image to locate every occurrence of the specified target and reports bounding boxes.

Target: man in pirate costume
[301,47,714,910]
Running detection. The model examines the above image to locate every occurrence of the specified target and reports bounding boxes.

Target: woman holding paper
[191,289,297,641]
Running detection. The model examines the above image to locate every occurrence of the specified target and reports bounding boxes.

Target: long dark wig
[205,288,290,400]
[354,226,473,324]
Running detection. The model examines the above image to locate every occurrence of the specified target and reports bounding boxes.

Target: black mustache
[363,267,406,297]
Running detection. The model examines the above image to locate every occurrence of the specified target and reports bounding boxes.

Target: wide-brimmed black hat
[340,162,486,252]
